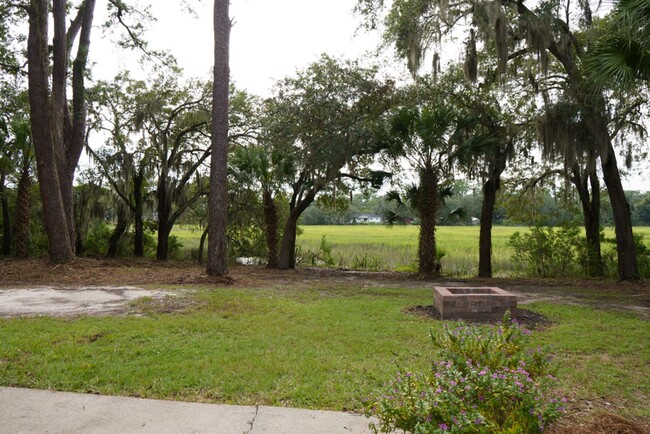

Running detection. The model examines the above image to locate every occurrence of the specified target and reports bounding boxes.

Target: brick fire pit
[433,286,517,320]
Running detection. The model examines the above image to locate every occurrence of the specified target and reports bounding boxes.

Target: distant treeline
[299,181,650,227]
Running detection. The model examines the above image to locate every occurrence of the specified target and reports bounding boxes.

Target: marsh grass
[0,285,648,419]
[169,225,650,275]
[295,226,522,276]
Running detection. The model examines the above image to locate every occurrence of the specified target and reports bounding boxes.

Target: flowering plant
[365,313,565,433]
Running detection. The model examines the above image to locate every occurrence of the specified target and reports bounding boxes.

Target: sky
[89,0,650,192]
[93,0,388,96]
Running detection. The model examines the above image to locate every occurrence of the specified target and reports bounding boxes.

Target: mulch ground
[403,305,552,329]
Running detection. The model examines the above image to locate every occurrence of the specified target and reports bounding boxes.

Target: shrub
[635,234,650,278]
[602,233,650,278]
[83,222,112,256]
[508,224,582,277]
[365,314,565,433]
[228,225,266,259]
[167,235,184,260]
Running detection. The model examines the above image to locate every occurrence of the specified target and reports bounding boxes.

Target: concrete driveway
[0,387,374,434]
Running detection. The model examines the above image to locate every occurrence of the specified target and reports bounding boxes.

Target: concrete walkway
[0,387,375,434]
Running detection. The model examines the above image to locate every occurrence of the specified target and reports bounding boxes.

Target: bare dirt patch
[0,286,178,318]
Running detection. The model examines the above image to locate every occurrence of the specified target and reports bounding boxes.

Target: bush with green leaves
[227,225,266,259]
[166,235,184,260]
[83,222,112,256]
[508,223,582,277]
[365,315,565,433]
[603,233,650,278]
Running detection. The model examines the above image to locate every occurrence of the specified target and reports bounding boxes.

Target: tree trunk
[263,190,279,268]
[157,221,172,261]
[278,189,317,269]
[601,140,638,280]
[198,225,209,263]
[133,172,145,257]
[278,210,299,270]
[478,177,499,278]
[1,173,10,255]
[156,181,171,260]
[108,204,129,258]
[27,0,74,263]
[572,164,603,277]
[75,221,85,256]
[63,0,96,249]
[417,166,440,276]
[14,162,32,258]
[582,101,639,280]
[51,0,71,247]
[26,0,95,263]
[206,0,231,276]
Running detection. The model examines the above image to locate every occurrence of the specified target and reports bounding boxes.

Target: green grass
[296,225,518,275]
[296,225,650,276]
[0,286,436,409]
[171,224,650,276]
[0,285,648,419]
[532,303,649,416]
[171,225,205,253]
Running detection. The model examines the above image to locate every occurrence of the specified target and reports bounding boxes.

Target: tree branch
[608,98,647,139]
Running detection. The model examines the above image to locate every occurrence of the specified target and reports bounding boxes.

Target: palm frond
[454,134,500,164]
[589,38,650,87]
[449,206,466,219]
[405,184,420,212]
[384,189,405,207]
[382,209,405,227]
[439,185,454,201]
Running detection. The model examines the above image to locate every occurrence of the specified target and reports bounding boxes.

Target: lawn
[1,280,648,421]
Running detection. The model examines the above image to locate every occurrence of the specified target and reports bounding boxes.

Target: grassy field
[297,226,650,276]
[0,284,648,420]
[170,225,650,276]
[296,225,519,275]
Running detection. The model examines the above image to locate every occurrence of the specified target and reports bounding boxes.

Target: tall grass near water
[296,225,518,276]
[170,225,650,277]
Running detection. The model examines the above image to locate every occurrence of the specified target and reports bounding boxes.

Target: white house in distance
[354,213,384,224]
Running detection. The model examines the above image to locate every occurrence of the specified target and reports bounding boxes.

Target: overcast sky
[92,0,388,96]
[89,0,649,191]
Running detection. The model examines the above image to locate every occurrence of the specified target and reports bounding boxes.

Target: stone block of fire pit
[433,286,517,320]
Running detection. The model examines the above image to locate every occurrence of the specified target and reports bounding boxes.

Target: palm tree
[384,184,463,275]
[14,138,33,258]
[589,0,650,87]
[230,145,293,268]
[387,103,493,276]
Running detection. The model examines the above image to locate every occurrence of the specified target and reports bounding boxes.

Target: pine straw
[549,412,650,434]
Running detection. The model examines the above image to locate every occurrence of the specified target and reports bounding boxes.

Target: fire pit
[433,286,517,320]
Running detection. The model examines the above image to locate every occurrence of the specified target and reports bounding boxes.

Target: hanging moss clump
[464,28,478,82]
